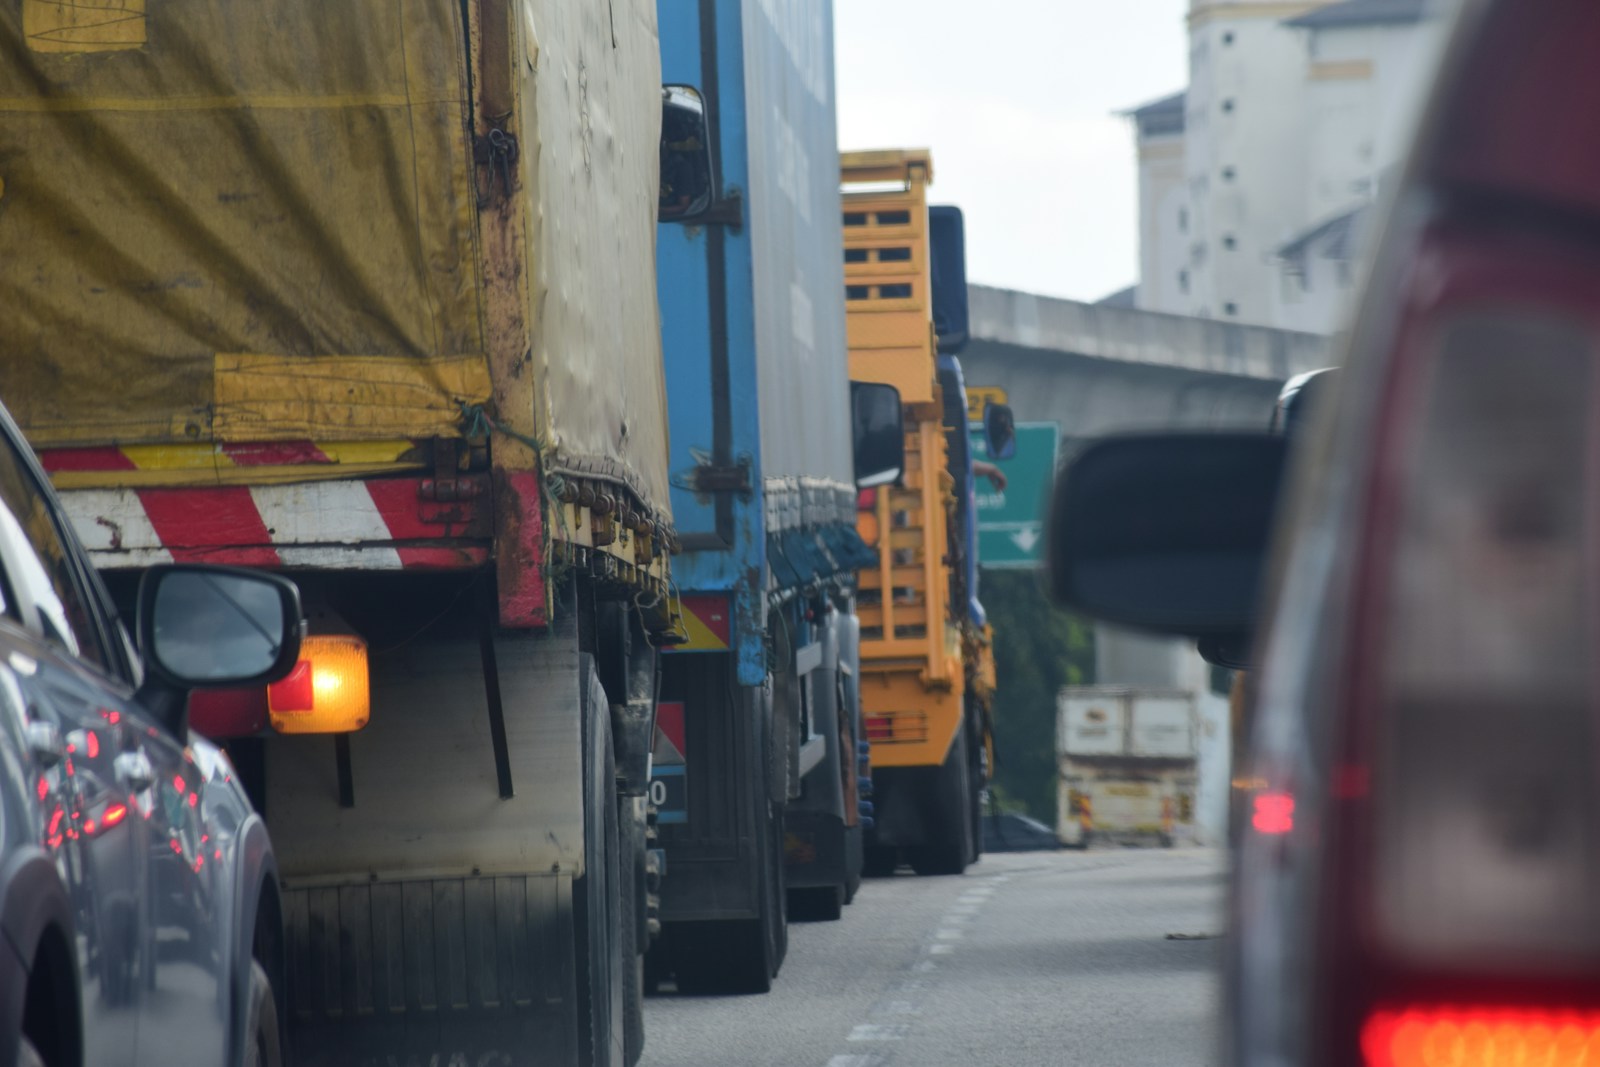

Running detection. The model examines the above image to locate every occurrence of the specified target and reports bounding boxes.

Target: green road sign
[968,422,1060,568]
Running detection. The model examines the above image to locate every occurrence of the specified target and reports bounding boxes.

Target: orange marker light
[268,634,371,735]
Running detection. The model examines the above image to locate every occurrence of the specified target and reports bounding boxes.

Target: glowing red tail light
[101,803,127,830]
[1251,792,1294,835]
[267,660,315,714]
[1363,1007,1600,1067]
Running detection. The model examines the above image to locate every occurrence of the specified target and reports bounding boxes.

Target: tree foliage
[982,569,1096,824]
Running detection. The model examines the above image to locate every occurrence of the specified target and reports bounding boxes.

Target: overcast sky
[835,1,1189,303]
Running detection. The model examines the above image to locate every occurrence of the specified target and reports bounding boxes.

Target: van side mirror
[660,85,715,222]
[983,402,1017,461]
[1048,432,1286,646]
[851,382,904,488]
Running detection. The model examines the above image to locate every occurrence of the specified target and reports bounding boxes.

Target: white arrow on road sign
[1009,525,1041,553]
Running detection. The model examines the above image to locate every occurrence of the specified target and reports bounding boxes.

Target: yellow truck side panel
[843,148,965,771]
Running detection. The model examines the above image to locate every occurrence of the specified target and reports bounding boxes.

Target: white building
[1125,0,1447,333]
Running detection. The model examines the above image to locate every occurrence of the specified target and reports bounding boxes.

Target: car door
[0,434,143,1067]
[131,706,229,1066]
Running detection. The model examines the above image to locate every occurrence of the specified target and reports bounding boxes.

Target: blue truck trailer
[648,0,889,993]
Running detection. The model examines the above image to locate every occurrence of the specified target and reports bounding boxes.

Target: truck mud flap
[284,872,576,1067]
[655,656,764,922]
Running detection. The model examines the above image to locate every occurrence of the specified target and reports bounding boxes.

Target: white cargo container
[1057,687,1199,847]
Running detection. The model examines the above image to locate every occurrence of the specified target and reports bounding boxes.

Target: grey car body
[0,401,289,1067]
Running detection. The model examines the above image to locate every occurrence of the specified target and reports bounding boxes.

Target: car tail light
[268,634,370,734]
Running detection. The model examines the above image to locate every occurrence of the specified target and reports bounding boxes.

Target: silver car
[0,401,303,1067]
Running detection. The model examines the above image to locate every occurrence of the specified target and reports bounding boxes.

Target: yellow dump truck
[844,150,1004,876]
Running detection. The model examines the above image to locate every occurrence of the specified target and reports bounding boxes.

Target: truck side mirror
[929,205,970,353]
[983,402,1017,460]
[660,85,715,222]
[1048,432,1286,651]
[851,382,904,488]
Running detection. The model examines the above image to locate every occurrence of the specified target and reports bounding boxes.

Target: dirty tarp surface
[0,0,672,519]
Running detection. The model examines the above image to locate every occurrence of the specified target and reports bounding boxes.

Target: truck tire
[862,845,898,878]
[242,960,283,1067]
[788,885,844,922]
[908,727,975,877]
[620,795,647,1066]
[966,722,985,868]
[576,661,626,1067]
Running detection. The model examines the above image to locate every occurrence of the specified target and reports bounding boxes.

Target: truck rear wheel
[620,795,647,1065]
[907,727,975,877]
[576,661,626,1067]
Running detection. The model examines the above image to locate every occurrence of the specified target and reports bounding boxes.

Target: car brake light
[267,634,370,734]
[1363,1006,1600,1067]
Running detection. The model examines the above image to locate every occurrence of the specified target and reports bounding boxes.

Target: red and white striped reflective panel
[58,481,487,570]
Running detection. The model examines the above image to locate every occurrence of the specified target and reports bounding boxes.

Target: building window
[1222,98,1235,114]
[1223,235,1237,251]
[1178,207,1188,233]
[1224,302,1238,316]
[1222,166,1236,182]
[1179,270,1190,294]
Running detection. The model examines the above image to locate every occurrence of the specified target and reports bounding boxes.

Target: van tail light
[1320,220,1600,1065]
[1363,1006,1600,1067]
[267,634,370,734]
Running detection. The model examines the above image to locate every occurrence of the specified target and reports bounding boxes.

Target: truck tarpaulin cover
[0,0,672,520]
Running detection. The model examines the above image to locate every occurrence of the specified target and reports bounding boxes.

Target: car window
[0,434,111,672]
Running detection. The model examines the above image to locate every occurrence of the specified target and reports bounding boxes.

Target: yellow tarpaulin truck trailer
[0,3,678,1065]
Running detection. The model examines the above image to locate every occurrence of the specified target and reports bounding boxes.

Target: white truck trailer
[1057,687,1198,848]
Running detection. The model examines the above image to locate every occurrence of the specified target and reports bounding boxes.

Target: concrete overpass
[960,284,1333,437]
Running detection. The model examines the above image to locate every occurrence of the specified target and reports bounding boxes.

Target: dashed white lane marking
[824,874,1012,1064]
[849,1024,911,1042]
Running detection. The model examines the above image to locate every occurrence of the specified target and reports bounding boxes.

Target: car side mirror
[1048,432,1286,653]
[137,565,304,690]
[983,402,1017,461]
[851,381,904,488]
[660,85,716,222]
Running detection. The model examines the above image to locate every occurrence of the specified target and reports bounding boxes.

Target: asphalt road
[641,848,1226,1067]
